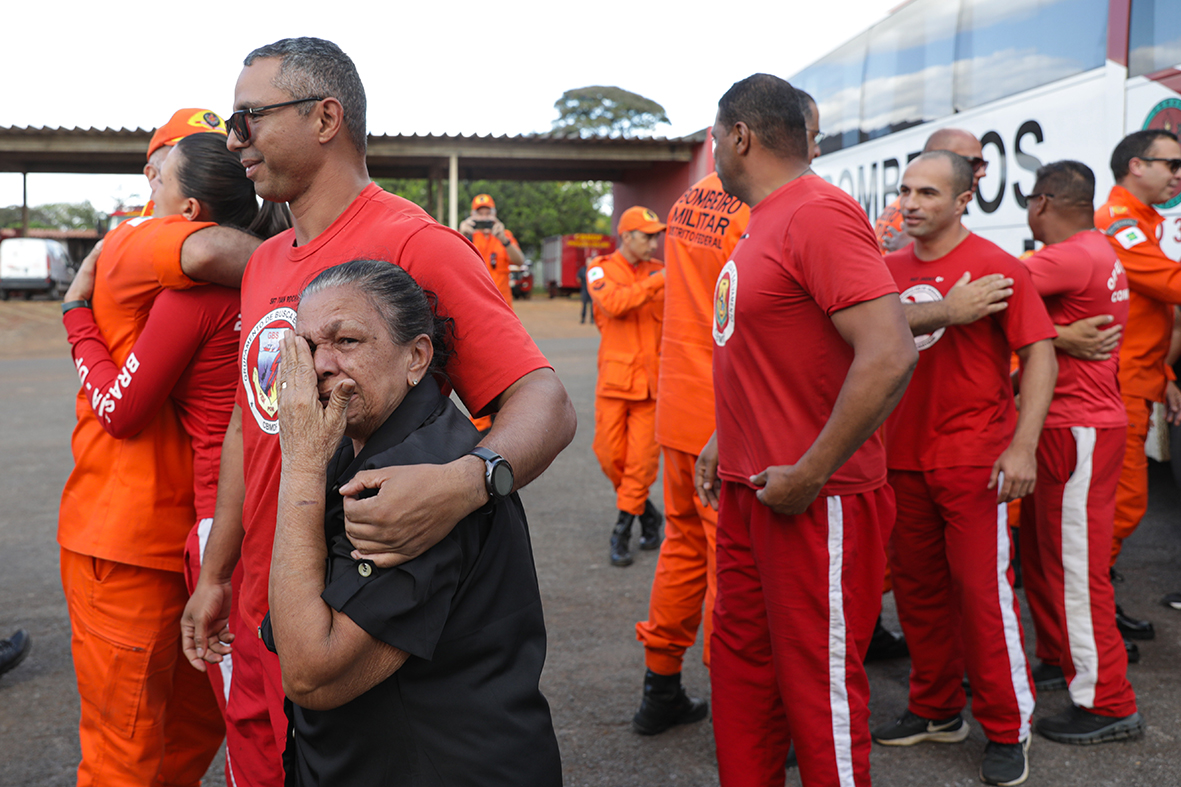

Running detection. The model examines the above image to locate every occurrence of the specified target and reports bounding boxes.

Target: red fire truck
[541,233,615,297]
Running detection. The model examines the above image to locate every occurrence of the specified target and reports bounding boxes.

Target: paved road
[1,298,1179,786]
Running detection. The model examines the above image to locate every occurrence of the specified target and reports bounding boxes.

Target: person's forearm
[505,243,524,266]
[180,227,262,287]
[902,301,954,336]
[1167,307,1181,366]
[483,368,577,490]
[1011,340,1056,450]
[200,407,246,584]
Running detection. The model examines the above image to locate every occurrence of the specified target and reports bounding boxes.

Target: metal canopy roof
[0,126,709,181]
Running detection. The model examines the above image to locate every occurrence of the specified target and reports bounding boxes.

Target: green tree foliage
[375,178,611,257]
[551,86,670,138]
[0,202,102,230]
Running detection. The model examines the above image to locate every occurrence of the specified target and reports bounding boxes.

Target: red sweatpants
[1112,395,1151,565]
[61,548,224,787]
[1020,427,1136,718]
[888,467,1035,743]
[593,395,660,515]
[636,446,718,673]
[222,609,287,787]
[712,482,893,787]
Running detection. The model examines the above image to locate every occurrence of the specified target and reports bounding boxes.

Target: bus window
[952,0,1107,111]
[861,0,956,141]
[792,32,869,155]
[1130,0,1181,78]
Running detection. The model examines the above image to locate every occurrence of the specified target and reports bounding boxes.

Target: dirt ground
[2,295,1180,786]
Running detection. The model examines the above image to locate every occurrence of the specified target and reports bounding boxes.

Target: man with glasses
[1095,129,1181,620]
[182,38,575,787]
[1017,160,1143,746]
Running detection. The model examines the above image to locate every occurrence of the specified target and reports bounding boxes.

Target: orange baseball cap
[472,194,495,210]
[147,109,228,160]
[618,205,666,234]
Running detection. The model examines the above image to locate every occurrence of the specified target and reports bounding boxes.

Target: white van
[0,238,74,300]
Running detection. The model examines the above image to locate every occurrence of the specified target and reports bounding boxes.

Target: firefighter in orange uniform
[590,206,666,568]
[1095,130,1181,582]
[630,173,748,734]
[460,193,523,307]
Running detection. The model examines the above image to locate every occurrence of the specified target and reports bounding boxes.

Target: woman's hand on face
[278,328,354,472]
[64,239,102,303]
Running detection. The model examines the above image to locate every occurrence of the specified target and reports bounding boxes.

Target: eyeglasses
[807,127,828,146]
[1137,157,1181,174]
[963,156,988,172]
[227,97,324,144]
[1025,192,1054,208]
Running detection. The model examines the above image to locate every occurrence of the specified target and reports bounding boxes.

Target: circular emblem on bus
[242,307,297,434]
[899,284,946,351]
[1143,98,1181,209]
[713,260,738,347]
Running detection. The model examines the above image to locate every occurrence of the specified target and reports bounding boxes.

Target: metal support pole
[448,154,459,230]
[21,172,29,237]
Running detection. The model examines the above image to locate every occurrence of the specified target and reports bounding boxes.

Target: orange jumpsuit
[635,173,748,674]
[589,249,664,516]
[470,229,519,307]
[59,216,225,787]
[1095,185,1181,564]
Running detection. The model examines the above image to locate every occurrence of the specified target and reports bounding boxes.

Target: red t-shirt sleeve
[1022,243,1090,298]
[995,257,1057,351]
[396,224,551,415]
[790,199,899,314]
[64,290,210,439]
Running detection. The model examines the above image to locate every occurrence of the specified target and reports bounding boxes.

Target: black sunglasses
[1025,192,1054,207]
[1137,157,1181,174]
[227,97,324,144]
[963,156,987,171]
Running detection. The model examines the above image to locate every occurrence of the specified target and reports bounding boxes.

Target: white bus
[789,0,1181,259]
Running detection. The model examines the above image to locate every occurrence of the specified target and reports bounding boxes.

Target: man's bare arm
[180,226,263,287]
[181,405,246,670]
[751,295,917,515]
[1053,315,1122,361]
[339,367,576,567]
[990,339,1056,502]
[904,272,1013,336]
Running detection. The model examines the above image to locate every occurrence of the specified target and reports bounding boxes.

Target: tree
[551,86,670,138]
[375,178,611,257]
[0,201,102,231]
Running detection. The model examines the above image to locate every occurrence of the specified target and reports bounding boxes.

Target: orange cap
[618,205,666,234]
[472,193,495,210]
[147,109,228,160]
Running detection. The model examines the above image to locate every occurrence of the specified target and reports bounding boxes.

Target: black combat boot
[631,669,709,735]
[611,511,635,567]
[638,498,663,550]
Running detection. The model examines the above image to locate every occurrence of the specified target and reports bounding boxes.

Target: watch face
[491,463,514,497]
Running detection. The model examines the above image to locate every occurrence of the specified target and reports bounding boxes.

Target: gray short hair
[245,37,367,155]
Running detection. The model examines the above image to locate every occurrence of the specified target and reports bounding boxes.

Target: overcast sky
[0,0,898,214]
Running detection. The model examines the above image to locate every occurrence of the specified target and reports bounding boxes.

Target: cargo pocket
[600,352,634,392]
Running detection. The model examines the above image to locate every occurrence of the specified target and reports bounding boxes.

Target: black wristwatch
[470,446,514,501]
[62,300,91,314]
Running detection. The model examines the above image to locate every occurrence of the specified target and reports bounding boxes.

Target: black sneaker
[1031,662,1066,691]
[872,710,969,746]
[980,737,1030,786]
[0,630,30,677]
[864,616,909,662]
[1035,705,1144,745]
[1161,591,1181,610]
[1115,605,1155,640]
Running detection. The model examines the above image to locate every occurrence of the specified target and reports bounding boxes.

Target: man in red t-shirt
[697,74,917,787]
[181,38,575,786]
[875,151,1057,787]
[1019,160,1142,745]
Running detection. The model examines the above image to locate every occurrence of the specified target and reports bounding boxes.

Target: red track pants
[712,482,893,787]
[1020,427,1137,718]
[888,467,1035,743]
[636,446,718,674]
[221,609,287,787]
[1111,395,1151,566]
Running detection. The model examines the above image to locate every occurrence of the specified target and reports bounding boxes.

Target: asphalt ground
[1,296,1179,786]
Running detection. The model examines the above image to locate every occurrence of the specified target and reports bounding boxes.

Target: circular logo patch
[242,307,297,434]
[1143,98,1181,209]
[713,260,738,347]
[900,284,946,351]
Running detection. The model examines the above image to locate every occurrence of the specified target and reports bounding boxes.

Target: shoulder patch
[587,266,605,284]
[1113,226,1147,250]
[1109,205,1128,217]
[1105,218,1139,235]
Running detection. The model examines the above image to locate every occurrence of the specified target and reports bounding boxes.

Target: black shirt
[263,378,562,786]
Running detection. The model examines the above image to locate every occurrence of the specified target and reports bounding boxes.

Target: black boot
[610,511,634,567]
[864,615,909,662]
[1115,604,1155,640]
[631,669,709,735]
[639,499,663,550]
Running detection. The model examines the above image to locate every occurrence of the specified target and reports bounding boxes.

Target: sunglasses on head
[1138,157,1181,174]
[226,97,324,144]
